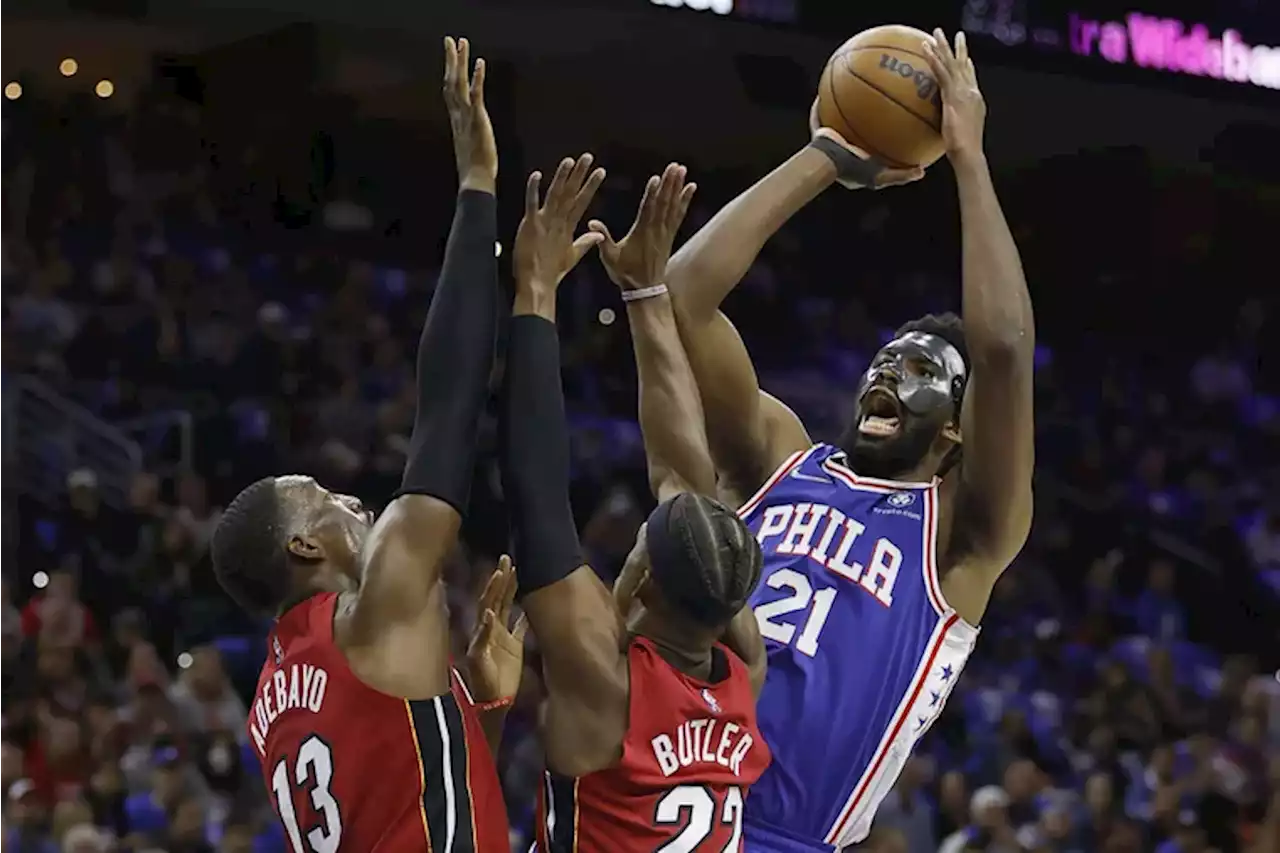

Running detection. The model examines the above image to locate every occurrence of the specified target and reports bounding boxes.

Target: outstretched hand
[808,98,924,190]
[920,30,987,160]
[443,36,498,194]
[589,162,696,292]
[512,154,606,305]
[464,555,528,704]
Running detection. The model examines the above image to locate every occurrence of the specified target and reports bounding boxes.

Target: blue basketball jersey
[738,444,979,851]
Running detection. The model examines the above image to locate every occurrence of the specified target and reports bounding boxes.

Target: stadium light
[95,79,114,98]
[60,58,79,77]
[4,82,22,100]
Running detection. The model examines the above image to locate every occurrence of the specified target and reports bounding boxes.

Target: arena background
[3,0,1279,850]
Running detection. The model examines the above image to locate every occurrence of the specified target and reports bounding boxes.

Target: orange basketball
[816,25,945,169]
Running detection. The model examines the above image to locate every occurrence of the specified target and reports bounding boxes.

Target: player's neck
[635,624,713,681]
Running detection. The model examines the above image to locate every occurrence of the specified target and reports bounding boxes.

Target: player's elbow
[665,260,719,327]
[969,329,1033,369]
[372,494,460,561]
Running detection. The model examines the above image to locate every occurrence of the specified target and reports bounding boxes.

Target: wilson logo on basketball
[878,54,939,101]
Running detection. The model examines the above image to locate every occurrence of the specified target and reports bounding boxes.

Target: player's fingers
[443,37,457,94]
[955,31,969,65]
[457,38,471,95]
[920,40,954,92]
[965,56,979,88]
[477,608,496,641]
[878,167,926,188]
[563,153,595,202]
[544,157,576,213]
[571,231,606,264]
[932,29,957,65]
[657,163,684,228]
[632,175,661,236]
[569,166,607,225]
[524,171,542,218]
[512,612,529,643]
[451,38,471,107]
[469,57,487,110]
[808,97,821,134]
[586,219,616,248]
[671,182,697,231]
[477,568,500,610]
[499,560,519,619]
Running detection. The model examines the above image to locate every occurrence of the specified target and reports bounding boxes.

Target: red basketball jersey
[536,637,770,852]
[248,592,509,852]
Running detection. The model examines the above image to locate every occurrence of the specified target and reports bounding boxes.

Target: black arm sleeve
[397,189,498,514]
[500,314,583,596]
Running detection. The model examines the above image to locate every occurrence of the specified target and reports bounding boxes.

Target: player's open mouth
[858,388,901,437]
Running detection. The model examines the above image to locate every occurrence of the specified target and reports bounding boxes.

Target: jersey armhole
[736,445,818,520]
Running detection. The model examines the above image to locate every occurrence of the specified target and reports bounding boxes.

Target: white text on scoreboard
[650,0,733,16]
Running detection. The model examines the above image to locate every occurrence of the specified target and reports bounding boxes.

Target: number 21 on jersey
[271,735,343,853]
[752,568,836,657]
[655,785,743,853]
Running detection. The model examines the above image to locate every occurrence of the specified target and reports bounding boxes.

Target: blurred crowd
[3,66,1278,853]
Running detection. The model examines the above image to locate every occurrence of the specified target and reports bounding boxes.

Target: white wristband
[620,283,669,302]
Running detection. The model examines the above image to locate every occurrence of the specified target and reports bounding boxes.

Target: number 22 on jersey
[655,785,743,853]
[753,568,836,657]
[271,735,343,853]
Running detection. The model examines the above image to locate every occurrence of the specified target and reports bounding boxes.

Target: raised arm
[923,32,1034,583]
[500,156,630,777]
[344,37,500,699]
[593,164,767,694]
[667,118,923,499]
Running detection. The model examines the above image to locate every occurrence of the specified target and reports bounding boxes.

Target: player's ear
[941,419,962,445]
[634,569,657,607]
[287,534,324,562]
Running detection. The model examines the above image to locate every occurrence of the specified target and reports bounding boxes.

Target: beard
[839,417,939,481]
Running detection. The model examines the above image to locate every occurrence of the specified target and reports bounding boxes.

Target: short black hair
[211,476,291,617]
[645,493,764,629]
[894,312,969,374]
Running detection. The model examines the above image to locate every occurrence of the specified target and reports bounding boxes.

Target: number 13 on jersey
[271,735,343,853]
[753,568,836,657]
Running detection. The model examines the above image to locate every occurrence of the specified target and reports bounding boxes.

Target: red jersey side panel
[536,637,771,853]
[248,593,509,852]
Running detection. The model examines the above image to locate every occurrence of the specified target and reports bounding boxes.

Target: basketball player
[500,159,771,851]
[210,37,514,852]
[659,31,1035,851]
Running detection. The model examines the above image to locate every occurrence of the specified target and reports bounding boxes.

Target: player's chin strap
[808,135,886,188]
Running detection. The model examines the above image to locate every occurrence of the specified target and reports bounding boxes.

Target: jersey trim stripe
[404,701,435,852]
[823,455,940,491]
[824,613,961,846]
[540,771,580,853]
[407,695,478,853]
[737,447,811,519]
[921,487,947,618]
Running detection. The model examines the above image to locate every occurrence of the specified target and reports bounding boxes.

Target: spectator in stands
[21,572,97,649]
[5,779,58,853]
[1131,559,1187,642]
[938,785,1020,853]
[876,756,937,852]
[167,646,245,739]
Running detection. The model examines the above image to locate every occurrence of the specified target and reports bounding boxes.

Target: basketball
[816,25,945,169]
